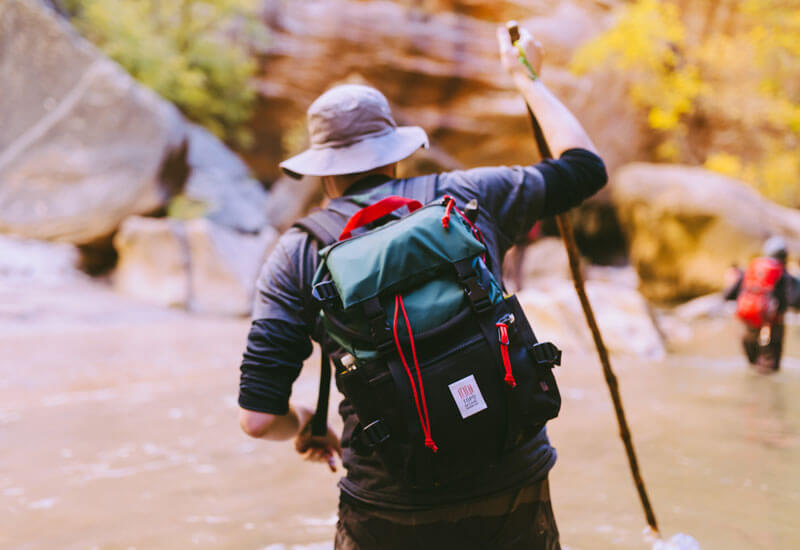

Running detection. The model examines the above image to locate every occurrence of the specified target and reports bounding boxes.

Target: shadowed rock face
[184,124,271,234]
[613,163,800,303]
[246,0,644,184]
[0,0,187,245]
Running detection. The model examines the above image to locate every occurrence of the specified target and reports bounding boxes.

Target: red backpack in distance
[736,257,784,328]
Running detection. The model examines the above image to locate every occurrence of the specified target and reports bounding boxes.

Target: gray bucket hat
[280,85,429,179]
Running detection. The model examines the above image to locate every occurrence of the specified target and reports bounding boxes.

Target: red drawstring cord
[441,196,487,263]
[442,198,455,229]
[496,323,517,388]
[393,295,438,452]
[454,206,488,256]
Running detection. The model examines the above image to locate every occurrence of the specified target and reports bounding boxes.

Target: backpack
[297,191,562,489]
[736,257,784,329]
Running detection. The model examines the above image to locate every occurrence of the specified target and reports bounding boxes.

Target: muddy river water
[1,284,799,549]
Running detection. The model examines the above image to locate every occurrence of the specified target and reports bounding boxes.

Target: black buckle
[312,281,338,304]
[464,199,479,224]
[367,316,391,344]
[376,339,394,356]
[366,312,393,351]
[454,259,491,314]
[462,276,491,313]
[532,342,562,367]
[363,298,392,350]
[362,419,391,448]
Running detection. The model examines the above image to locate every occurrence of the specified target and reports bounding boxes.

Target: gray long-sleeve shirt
[239,148,607,509]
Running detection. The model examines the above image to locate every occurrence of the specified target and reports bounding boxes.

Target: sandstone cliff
[246,0,644,183]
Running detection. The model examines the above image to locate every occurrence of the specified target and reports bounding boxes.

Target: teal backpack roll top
[313,196,503,340]
[302,195,562,489]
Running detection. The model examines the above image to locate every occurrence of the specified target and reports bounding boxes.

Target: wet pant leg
[743,327,759,364]
[335,478,560,550]
[759,323,784,372]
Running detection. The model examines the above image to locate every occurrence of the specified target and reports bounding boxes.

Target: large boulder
[247,0,641,182]
[613,163,800,302]
[518,270,664,359]
[113,217,277,316]
[184,219,277,315]
[112,218,190,308]
[0,0,189,245]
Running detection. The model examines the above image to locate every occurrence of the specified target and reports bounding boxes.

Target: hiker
[725,236,800,373]
[238,26,607,549]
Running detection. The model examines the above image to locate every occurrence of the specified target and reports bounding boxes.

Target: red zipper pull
[442,197,455,230]
[496,323,517,388]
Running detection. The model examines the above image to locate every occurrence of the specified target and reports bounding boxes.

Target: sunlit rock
[247,0,640,182]
[113,217,277,315]
[614,163,800,302]
[112,217,190,309]
[518,271,664,359]
[517,237,572,281]
[184,219,277,316]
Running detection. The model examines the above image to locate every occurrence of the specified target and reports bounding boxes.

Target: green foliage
[69,0,266,147]
[573,0,800,206]
[167,194,209,220]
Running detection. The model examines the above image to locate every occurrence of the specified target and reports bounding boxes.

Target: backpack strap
[293,208,348,247]
[401,174,438,205]
[292,180,434,437]
[310,345,332,437]
[293,209,350,437]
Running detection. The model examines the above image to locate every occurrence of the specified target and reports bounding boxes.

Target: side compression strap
[293,209,348,438]
[311,337,332,437]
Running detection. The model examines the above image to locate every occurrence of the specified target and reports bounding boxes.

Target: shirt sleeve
[438,148,607,244]
[238,229,317,415]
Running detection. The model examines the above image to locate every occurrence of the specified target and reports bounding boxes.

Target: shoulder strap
[296,177,437,246]
[310,343,332,437]
[401,174,438,205]
[294,183,434,437]
[293,209,349,437]
[293,208,348,247]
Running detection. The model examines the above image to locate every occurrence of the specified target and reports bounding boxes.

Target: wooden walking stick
[507,22,660,535]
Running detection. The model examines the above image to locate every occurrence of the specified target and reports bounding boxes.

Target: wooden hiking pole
[507,22,660,535]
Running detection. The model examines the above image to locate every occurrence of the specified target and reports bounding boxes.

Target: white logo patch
[448,374,488,419]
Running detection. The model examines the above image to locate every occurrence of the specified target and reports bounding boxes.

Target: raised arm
[496,27,597,157]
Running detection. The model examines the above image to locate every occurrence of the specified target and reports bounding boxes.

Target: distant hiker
[725,236,800,373]
[237,26,607,549]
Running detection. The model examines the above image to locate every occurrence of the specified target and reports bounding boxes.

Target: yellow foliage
[572,0,684,74]
[705,153,743,179]
[574,0,800,207]
[759,148,800,204]
[655,140,680,162]
[167,194,210,221]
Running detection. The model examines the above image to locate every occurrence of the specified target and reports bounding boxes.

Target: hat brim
[279,126,429,179]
